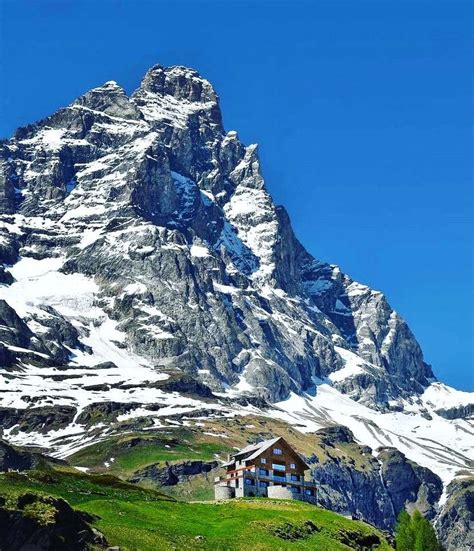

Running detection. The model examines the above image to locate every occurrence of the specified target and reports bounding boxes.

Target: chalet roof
[222,437,281,467]
[223,436,311,470]
[241,437,282,461]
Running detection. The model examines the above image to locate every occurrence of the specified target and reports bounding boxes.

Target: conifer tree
[395,509,442,551]
[414,514,441,551]
[395,509,415,551]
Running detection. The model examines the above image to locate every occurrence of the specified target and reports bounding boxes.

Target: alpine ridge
[0,64,472,548]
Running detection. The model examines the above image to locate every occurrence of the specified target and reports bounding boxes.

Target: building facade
[214,436,317,504]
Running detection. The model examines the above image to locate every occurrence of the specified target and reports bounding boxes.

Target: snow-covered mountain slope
[0,64,472,492]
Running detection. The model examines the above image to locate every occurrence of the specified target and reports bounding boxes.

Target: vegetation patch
[335,527,381,549]
[267,519,320,541]
[68,429,233,478]
[18,493,58,526]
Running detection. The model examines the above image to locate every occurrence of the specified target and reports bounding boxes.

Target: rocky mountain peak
[0,62,436,404]
[72,80,142,120]
[137,64,219,104]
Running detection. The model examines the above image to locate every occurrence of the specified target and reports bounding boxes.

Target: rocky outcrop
[148,373,215,399]
[0,300,36,351]
[0,406,77,434]
[436,477,474,551]
[378,447,442,520]
[129,459,218,486]
[435,403,474,420]
[0,440,63,471]
[309,426,442,531]
[75,402,141,425]
[0,492,107,551]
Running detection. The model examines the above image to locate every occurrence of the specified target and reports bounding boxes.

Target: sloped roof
[222,438,281,467]
[229,436,311,470]
[235,437,281,459]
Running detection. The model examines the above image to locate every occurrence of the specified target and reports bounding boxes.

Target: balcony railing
[217,471,317,489]
[273,475,286,483]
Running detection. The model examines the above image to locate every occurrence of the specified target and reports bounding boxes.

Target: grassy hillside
[68,428,232,478]
[65,415,379,503]
[0,469,393,550]
[67,415,378,474]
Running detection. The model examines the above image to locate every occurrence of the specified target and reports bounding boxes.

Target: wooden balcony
[215,471,317,490]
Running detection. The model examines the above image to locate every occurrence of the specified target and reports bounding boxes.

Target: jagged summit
[137,64,220,103]
[0,63,471,489]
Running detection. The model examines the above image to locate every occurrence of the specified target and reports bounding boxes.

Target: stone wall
[267,485,317,505]
[215,485,235,500]
[267,486,294,500]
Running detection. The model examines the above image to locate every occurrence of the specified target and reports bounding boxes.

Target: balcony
[273,475,287,483]
[218,470,317,490]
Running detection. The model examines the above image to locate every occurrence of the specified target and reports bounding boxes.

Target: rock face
[436,477,474,551]
[0,406,77,435]
[0,63,433,406]
[129,459,218,487]
[0,440,62,471]
[0,492,107,551]
[435,403,474,420]
[310,427,442,531]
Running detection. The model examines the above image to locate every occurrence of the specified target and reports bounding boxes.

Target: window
[261,458,267,464]
[273,448,282,455]
[245,478,255,486]
[290,486,300,494]
[290,474,300,481]
[259,468,269,476]
[259,481,269,488]
[290,463,296,469]
[305,489,314,496]
[272,463,286,472]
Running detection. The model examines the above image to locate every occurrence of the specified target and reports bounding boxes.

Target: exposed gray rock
[0,63,434,406]
[435,403,474,420]
[0,299,35,350]
[310,426,442,531]
[75,402,141,425]
[0,406,77,434]
[378,447,442,520]
[436,477,473,551]
[129,459,218,487]
[0,440,63,471]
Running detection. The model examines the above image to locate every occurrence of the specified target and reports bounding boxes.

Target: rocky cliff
[310,426,442,531]
[436,477,473,551]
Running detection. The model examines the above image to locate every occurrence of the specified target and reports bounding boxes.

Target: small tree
[395,509,415,551]
[395,509,442,551]
[414,513,441,551]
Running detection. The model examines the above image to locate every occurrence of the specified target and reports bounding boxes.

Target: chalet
[214,436,317,504]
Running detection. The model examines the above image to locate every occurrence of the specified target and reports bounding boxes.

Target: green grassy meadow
[0,468,393,550]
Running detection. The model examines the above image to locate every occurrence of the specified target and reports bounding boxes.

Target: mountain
[0,64,472,548]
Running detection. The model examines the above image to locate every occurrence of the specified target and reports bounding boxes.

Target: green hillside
[0,469,393,551]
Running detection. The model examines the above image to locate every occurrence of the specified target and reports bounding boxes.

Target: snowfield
[273,383,474,486]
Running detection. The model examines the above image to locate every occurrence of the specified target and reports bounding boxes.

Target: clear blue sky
[0,0,472,390]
